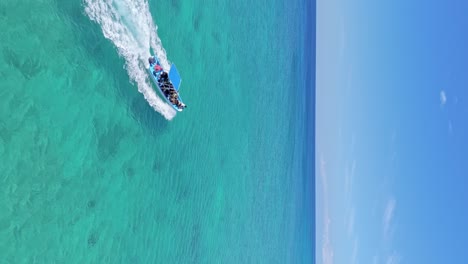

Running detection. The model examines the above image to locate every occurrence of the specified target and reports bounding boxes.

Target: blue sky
[316,0,468,263]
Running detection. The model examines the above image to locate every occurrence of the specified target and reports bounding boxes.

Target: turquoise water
[0,0,313,263]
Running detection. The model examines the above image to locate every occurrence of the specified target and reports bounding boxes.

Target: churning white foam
[84,0,176,120]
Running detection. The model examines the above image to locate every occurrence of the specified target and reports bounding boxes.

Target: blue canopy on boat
[169,64,182,91]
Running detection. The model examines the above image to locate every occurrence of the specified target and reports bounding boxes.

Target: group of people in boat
[149,57,186,109]
[159,71,182,107]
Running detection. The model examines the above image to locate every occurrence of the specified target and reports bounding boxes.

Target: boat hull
[147,57,185,112]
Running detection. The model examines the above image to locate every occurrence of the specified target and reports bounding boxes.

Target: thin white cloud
[372,256,379,264]
[344,160,356,199]
[339,17,346,58]
[343,157,358,264]
[351,237,359,264]
[383,198,396,240]
[373,197,401,264]
[320,156,334,264]
[440,90,447,106]
[347,207,355,237]
[386,252,402,264]
[322,218,334,264]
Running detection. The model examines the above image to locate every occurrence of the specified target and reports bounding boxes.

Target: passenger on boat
[170,90,177,99]
[154,64,162,72]
[163,86,172,97]
[169,96,177,105]
[148,57,156,65]
[161,83,171,91]
[160,71,168,82]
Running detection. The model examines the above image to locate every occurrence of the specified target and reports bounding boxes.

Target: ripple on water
[87,231,99,248]
[2,47,43,80]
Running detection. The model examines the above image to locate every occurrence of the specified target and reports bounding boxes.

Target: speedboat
[148,56,186,112]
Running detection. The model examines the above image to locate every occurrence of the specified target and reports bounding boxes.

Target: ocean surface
[0,0,315,263]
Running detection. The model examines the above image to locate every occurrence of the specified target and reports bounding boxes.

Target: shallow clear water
[0,0,313,262]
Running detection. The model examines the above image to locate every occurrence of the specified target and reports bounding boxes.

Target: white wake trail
[84,0,176,120]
